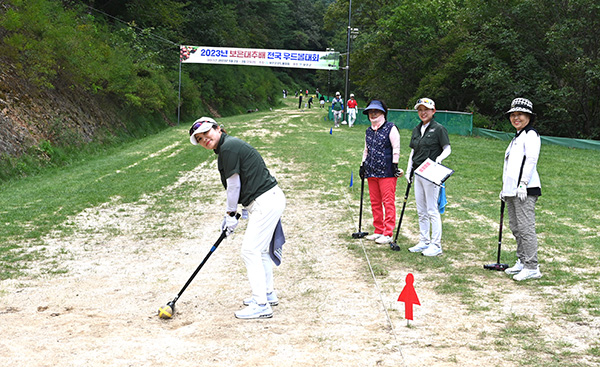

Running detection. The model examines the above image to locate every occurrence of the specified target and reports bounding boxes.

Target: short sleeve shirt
[409,120,450,170]
[215,134,277,206]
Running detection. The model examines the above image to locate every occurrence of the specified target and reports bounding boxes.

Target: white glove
[406,171,412,184]
[517,182,527,201]
[499,192,505,202]
[435,156,443,164]
[221,214,238,236]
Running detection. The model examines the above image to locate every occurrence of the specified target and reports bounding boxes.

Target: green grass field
[1,98,599,365]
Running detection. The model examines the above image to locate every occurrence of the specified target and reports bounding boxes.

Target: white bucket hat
[505,98,535,115]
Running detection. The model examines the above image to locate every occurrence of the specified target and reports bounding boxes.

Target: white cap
[414,97,435,110]
[189,117,217,145]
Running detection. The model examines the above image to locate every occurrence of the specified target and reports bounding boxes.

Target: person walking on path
[347,93,358,127]
[319,94,325,108]
[189,117,286,319]
[359,99,403,245]
[406,98,451,257]
[331,92,344,127]
[500,98,543,281]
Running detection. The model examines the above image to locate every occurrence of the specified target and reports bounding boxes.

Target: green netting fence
[473,128,600,150]
[322,103,599,150]
[327,107,474,136]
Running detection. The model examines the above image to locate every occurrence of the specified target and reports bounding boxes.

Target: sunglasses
[188,120,213,136]
[416,98,433,105]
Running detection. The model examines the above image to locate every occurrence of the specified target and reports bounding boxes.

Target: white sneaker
[422,244,442,257]
[504,259,524,275]
[408,242,429,253]
[375,235,392,244]
[365,233,382,241]
[235,301,273,319]
[243,292,279,306]
[513,267,542,281]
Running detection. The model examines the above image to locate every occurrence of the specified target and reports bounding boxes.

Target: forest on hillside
[1,0,599,142]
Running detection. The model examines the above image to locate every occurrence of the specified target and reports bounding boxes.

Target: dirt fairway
[1,118,598,367]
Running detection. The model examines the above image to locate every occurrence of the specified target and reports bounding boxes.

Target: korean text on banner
[180,46,340,70]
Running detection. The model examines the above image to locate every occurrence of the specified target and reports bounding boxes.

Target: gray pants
[506,195,539,269]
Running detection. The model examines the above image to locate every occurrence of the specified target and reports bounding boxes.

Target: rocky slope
[0,63,123,158]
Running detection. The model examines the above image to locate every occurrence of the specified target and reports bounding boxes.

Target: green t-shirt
[215,133,277,206]
[409,120,450,170]
[332,98,343,111]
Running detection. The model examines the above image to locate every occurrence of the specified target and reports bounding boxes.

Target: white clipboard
[415,158,454,186]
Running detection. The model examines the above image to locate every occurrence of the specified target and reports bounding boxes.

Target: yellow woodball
[158,305,173,319]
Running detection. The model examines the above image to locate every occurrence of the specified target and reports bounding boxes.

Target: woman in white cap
[406,98,451,257]
[501,98,543,281]
[359,99,403,245]
[189,117,286,319]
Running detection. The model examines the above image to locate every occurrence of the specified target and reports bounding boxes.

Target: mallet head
[352,231,368,239]
[389,242,401,251]
[483,263,509,271]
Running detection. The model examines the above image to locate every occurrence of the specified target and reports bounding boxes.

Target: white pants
[413,175,442,247]
[333,110,343,125]
[241,186,286,305]
[348,108,357,127]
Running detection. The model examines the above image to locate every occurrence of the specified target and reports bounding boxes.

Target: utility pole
[343,0,352,124]
[343,1,359,124]
[326,47,335,101]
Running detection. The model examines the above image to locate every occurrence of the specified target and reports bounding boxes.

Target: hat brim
[414,102,435,110]
[189,124,214,145]
[505,107,535,115]
[363,106,386,115]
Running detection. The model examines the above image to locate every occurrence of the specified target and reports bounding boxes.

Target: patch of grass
[585,293,600,316]
[434,274,477,298]
[370,264,388,277]
[555,298,584,316]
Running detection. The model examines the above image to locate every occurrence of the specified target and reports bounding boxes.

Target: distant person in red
[347,93,358,127]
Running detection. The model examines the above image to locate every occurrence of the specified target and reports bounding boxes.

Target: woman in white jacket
[500,98,542,281]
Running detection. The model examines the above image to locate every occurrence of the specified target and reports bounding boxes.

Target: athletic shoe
[243,292,279,306]
[422,244,442,257]
[408,242,429,253]
[513,267,542,281]
[375,235,392,244]
[235,301,273,319]
[365,233,382,241]
[504,259,524,275]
